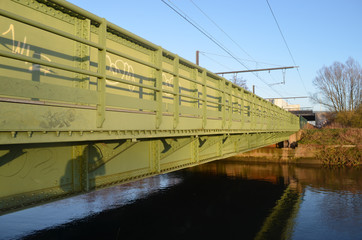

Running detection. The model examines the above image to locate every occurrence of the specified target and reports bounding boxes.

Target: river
[0,160,361,240]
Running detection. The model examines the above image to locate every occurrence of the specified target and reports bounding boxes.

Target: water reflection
[0,161,361,240]
[0,174,183,240]
[191,161,362,240]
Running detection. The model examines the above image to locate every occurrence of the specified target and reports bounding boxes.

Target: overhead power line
[161,0,284,97]
[215,66,298,75]
[265,0,295,65]
[265,96,309,100]
[199,52,233,71]
[189,0,255,61]
[265,0,308,93]
[200,51,282,67]
[199,52,286,96]
[161,0,248,69]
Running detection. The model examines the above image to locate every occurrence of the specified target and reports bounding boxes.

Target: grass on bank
[298,128,361,166]
[299,128,361,145]
[316,146,361,167]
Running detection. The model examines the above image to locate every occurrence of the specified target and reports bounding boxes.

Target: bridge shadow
[0,145,26,167]
[60,144,106,193]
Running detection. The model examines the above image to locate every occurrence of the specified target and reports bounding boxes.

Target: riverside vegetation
[298,128,361,166]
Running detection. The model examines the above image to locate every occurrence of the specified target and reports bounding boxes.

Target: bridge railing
[0,0,299,145]
[0,0,301,216]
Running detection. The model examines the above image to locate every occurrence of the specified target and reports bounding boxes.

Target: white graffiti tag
[162,73,183,96]
[106,55,136,91]
[2,24,52,74]
[2,24,30,55]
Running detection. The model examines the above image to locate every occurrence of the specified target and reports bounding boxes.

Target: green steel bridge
[0,0,300,215]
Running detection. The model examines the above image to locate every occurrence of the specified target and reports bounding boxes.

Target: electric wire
[199,52,233,71]
[200,51,282,67]
[189,0,288,95]
[189,0,255,61]
[161,0,284,97]
[267,71,282,86]
[200,52,277,96]
[161,1,249,74]
[265,0,308,93]
[163,0,232,60]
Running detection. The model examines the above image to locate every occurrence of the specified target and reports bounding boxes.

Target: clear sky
[67,0,362,110]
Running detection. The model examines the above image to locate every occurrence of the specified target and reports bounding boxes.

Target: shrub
[329,105,362,128]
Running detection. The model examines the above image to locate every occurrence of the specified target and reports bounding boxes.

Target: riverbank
[228,128,362,165]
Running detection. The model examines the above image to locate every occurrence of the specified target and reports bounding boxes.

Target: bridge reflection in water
[1,160,361,240]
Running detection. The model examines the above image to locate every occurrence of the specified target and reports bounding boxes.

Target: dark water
[1,161,361,240]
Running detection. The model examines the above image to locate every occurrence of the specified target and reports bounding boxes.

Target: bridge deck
[289,110,315,121]
[0,0,299,215]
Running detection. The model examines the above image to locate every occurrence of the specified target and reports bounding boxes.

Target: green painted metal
[255,184,301,240]
[0,0,300,215]
[299,116,308,129]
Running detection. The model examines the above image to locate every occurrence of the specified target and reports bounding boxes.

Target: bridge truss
[0,0,299,215]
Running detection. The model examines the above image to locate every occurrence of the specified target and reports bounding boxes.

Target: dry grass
[339,128,362,145]
[299,128,362,145]
[316,146,361,166]
[298,128,362,166]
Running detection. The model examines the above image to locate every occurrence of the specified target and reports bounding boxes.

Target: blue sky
[67,0,362,110]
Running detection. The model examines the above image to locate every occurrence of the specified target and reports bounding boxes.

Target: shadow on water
[23,164,289,240]
[5,161,362,240]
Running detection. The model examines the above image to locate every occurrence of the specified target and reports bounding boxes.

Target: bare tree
[312,57,362,112]
[230,75,249,91]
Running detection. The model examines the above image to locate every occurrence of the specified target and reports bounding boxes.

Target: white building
[266,99,300,111]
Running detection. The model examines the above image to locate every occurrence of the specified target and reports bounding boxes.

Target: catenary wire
[189,0,255,61]
[162,0,284,97]
[265,0,308,93]
[164,0,232,59]
[200,51,282,67]
[201,52,280,96]
[199,52,234,71]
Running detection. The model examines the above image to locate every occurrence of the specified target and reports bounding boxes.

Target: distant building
[266,98,300,111]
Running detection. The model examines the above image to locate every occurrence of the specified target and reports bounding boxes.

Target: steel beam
[0,0,300,215]
[0,131,295,215]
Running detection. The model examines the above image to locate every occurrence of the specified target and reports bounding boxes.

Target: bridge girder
[0,0,299,215]
[0,131,293,215]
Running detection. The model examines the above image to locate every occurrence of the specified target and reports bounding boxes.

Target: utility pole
[253,85,255,94]
[196,50,199,66]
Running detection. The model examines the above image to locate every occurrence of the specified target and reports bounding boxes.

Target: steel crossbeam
[0,0,299,215]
